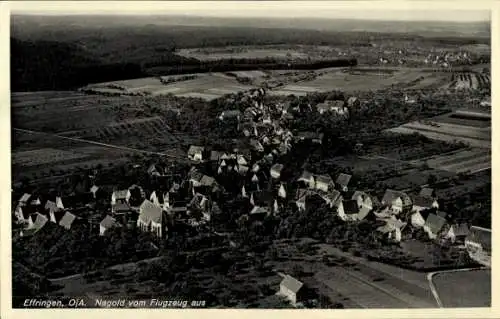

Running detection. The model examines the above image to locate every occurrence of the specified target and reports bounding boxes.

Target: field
[387,109,491,149]
[410,148,491,174]
[448,73,491,91]
[83,73,256,100]
[270,68,449,95]
[177,46,315,61]
[432,269,491,307]
[11,91,190,183]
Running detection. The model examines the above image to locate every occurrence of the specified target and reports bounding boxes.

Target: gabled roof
[298,170,314,182]
[321,190,341,205]
[342,199,360,215]
[19,193,31,203]
[449,223,470,237]
[466,226,491,252]
[112,201,132,213]
[412,195,436,208]
[113,190,129,200]
[336,173,352,187]
[357,206,372,220]
[100,215,121,229]
[419,187,435,198]
[139,200,163,224]
[188,145,204,155]
[44,200,58,212]
[424,213,447,235]
[382,189,412,207]
[59,212,77,229]
[32,213,48,230]
[315,174,333,185]
[250,206,269,215]
[280,275,303,294]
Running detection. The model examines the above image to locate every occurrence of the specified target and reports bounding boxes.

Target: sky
[10,1,491,22]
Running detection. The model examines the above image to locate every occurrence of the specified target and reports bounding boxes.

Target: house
[465,226,491,267]
[250,190,274,207]
[44,200,58,214]
[187,145,205,162]
[278,184,287,199]
[189,193,210,212]
[55,196,66,210]
[295,189,310,211]
[59,212,77,230]
[314,174,334,193]
[30,196,42,206]
[147,164,164,177]
[381,189,412,214]
[351,191,380,212]
[112,201,132,215]
[90,185,101,199]
[419,187,436,199]
[219,110,241,121]
[250,139,265,153]
[335,173,352,192]
[297,170,315,189]
[14,205,37,224]
[188,168,204,187]
[320,190,342,209]
[278,275,306,307]
[18,193,32,206]
[445,223,470,244]
[137,200,167,238]
[111,190,131,205]
[250,206,270,218]
[347,96,360,108]
[410,209,432,228]
[20,213,48,237]
[376,216,407,242]
[99,215,121,236]
[237,154,249,166]
[338,199,360,222]
[412,195,439,213]
[150,191,164,207]
[423,213,447,239]
[270,164,284,180]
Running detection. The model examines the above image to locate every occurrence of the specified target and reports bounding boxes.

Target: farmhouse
[376,216,407,243]
[297,170,315,189]
[18,193,31,206]
[412,195,439,212]
[295,188,310,211]
[138,200,167,238]
[59,212,77,230]
[319,189,342,209]
[314,174,334,193]
[270,164,284,179]
[14,205,37,224]
[219,110,242,121]
[111,189,131,205]
[423,213,447,240]
[410,209,432,228]
[445,223,470,244]
[465,226,491,267]
[20,213,48,237]
[381,189,412,214]
[112,201,132,215]
[278,275,306,307]
[99,215,121,236]
[187,145,205,162]
[336,173,352,192]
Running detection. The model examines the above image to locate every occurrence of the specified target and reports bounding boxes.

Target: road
[13,128,187,161]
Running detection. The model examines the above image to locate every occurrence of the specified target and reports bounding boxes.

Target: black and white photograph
[5,0,492,312]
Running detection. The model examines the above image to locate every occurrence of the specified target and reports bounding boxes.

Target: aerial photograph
[9,1,491,309]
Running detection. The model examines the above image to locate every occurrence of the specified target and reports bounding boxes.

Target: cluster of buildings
[13,87,491,280]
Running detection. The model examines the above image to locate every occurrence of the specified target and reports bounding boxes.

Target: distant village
[12,87,491,307]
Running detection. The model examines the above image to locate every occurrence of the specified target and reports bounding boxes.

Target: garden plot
[12,148,90,167]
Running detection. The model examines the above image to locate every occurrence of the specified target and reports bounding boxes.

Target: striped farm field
[411,148,490,174]
[403,122,490,141]
[12,148,90,167]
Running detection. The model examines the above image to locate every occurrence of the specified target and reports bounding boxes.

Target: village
[12,86,491,308]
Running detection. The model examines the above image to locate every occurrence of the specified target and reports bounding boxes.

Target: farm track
[13,128,187,161]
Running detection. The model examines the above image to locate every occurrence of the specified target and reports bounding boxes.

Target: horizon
[9,1,490,23]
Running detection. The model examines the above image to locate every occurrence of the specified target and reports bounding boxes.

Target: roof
[315,174,333,185]
[357,206,372,220]
[112,201,131,212]
[188,145,204,155]
[347,96,359,105]
[250,206,269,215]
[139,200,163,224]
[90,185,100,193]
[33,213,48,229]
[419,187,435,198]
[19,193,31,203]
[382,189,412,207]
[189,169,204,183]
[298,170,314,182]
[424,213,447,235]
[100,215,120,229]
[412,195,436,208]
[271,163,284,173]
[466,226,491,252]
[44,200,58,212]
[336,173,352,187]
[295,188,310,202]
[280,275,303,294]
[200,175,216,187]
[150,191,164,205]
[449,223,470,237]
[342,200,360,215]
[59,212,77,229]
[319,190,340,204]
[113,190,129,200]
[189,193,208,209]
